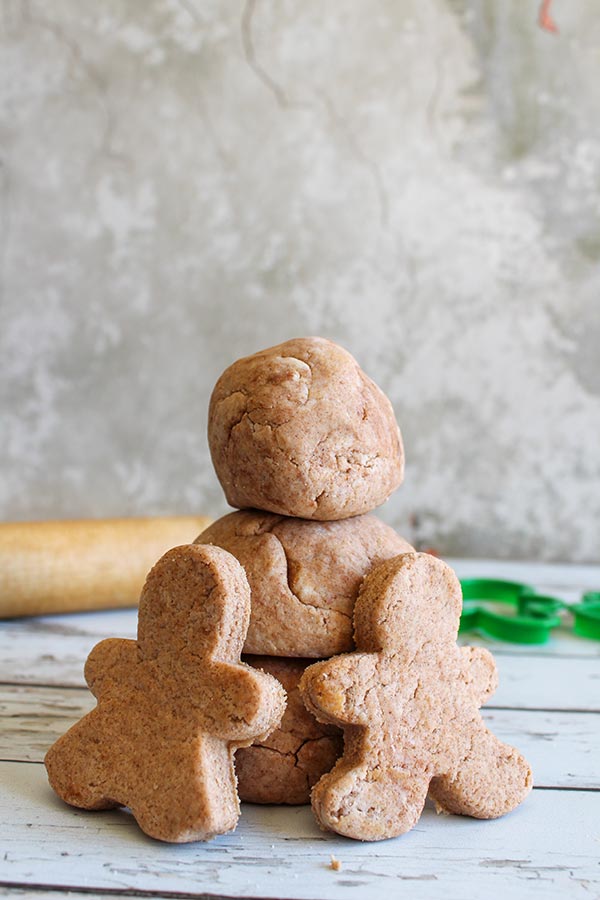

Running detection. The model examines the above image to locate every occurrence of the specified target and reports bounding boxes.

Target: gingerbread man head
[46,544,286,842]
[300,552,532,841]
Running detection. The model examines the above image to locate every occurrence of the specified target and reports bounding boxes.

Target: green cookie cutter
[459,578,564,644]
[571,592,600,640]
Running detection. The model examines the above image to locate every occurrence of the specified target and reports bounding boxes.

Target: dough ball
[208,337,404,520]
[196,510,413,657]
[236,656,343,805]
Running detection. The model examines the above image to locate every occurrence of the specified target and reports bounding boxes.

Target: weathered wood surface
[1,685,598,791]
[1,559,599,900]
[0,762,598,900]
[1,624,598,710]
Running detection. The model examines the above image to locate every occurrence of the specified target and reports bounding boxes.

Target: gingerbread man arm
[459,646,498,705]
[200,661,286,743]
[299,654,377,727]
[84,638,137,698]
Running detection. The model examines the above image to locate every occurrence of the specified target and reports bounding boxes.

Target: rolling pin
[0,516,212,618]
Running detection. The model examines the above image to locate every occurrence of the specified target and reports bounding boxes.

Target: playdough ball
[236,656,343,805]
[208,337,404,520]
[196,510,413,657]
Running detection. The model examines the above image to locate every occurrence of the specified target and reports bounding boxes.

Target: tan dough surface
[300,552,533,842]
[196,511,413,657]
[208,337,404,520]
[45,544,286,843]
[236,657,343,805]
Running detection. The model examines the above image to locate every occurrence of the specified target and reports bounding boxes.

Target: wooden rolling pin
[0,516,212,618]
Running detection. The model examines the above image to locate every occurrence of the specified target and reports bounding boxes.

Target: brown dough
[236,657,343,805]
[208,337,404,520]
[196,511,413,657]
[45,544,286,843]
[300,552,533,841]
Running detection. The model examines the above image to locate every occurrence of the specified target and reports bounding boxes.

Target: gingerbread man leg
[129,735,240,843]
[300,646,432,840]
[312,752,430,841]
[429,724,533,819]
[45,712,119,811]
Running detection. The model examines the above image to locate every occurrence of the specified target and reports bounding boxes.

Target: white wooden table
[1,559,599,900]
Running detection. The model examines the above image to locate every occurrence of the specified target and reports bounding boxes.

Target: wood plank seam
[0,882,226,900]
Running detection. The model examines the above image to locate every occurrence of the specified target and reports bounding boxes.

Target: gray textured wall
[1,0,599,562]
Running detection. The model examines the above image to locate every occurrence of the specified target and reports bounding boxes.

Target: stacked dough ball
[196,337,411,804]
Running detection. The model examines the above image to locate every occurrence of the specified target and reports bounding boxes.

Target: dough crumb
[330,854,342,871]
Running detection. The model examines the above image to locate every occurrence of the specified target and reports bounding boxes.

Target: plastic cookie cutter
[459,578,564,644]
[571,592,600,640]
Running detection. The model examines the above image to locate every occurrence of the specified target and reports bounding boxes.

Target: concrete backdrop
[1,0,599,561]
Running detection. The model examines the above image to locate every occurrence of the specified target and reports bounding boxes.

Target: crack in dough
[235,657,343,805]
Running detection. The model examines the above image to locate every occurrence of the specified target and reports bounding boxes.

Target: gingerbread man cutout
[300,552,532,841]
[45,544,286,842]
